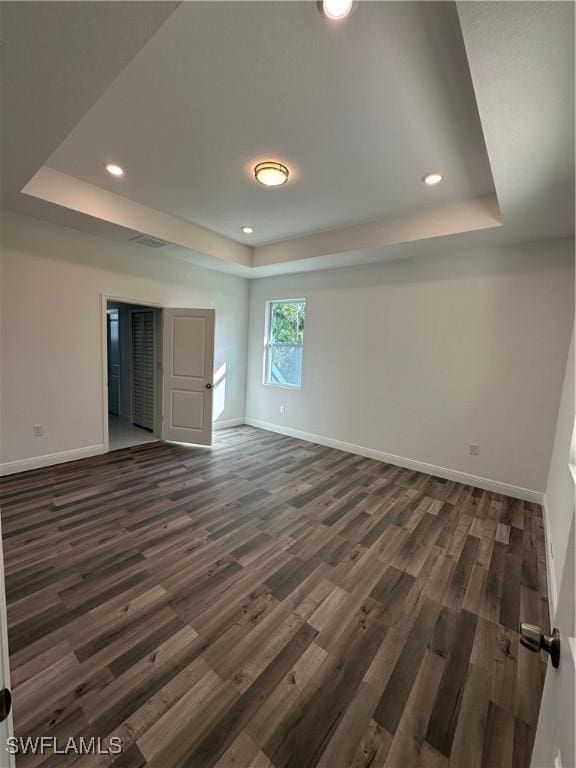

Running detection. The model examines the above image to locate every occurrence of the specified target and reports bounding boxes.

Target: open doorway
[106,300,162,451]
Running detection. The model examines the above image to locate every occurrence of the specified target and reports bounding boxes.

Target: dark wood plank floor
[0,426,550,768]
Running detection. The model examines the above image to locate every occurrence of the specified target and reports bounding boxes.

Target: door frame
[0,514,15,768]
[101,294,163,453]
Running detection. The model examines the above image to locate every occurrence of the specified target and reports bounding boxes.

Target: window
[264,299,305,388]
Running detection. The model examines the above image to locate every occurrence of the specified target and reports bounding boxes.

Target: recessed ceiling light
[423,172,443,186]
[105,163,125,177]
[242,226,254,234]
[254,161,289,187]
[322,0,353,20]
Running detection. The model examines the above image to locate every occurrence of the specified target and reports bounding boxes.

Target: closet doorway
[105,299,162,452]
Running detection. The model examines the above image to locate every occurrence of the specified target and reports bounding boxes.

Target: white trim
[0,515,15,768]
[105,294,164,309]
[244,418,544,504]
[262,383,302,391]
[0,445,105,476]
[213,417,245,430]
[263,298,306,388]
[102,295,109,453]
[541,495,559,620]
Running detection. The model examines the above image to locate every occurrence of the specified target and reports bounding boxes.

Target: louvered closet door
[131,311,155,431]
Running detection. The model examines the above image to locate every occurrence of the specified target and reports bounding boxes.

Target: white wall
[246,239,574,496]
[2,211,573,495]
[0,211,249,471]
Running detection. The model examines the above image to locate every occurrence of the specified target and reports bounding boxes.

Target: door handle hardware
[520,623,560,667]
[0,688,12,722]
[206,383,212,389]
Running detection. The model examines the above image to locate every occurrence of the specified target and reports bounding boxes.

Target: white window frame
[263,298,305,389]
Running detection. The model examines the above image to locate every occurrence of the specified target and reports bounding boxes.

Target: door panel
[172,390,205,429]
[172,316,206,378]
[163,309,214,445]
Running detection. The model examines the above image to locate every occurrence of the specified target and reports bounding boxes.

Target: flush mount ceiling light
[254,161,289,187]
[322,0,353,20]
[241,226,255,234]
[423,172,443,186]
[105,163,125,177]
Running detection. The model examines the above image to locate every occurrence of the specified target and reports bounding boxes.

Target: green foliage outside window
[270,301,305,344]
[265,300,306,387]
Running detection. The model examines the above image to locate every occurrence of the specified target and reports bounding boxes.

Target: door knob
[205,383,212,389]
[0,688,12,722]
[520,623,560,667]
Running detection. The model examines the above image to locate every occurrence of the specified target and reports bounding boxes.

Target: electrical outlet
[280,405,286,414]
[469,443,480,456]
[32,425,43,437]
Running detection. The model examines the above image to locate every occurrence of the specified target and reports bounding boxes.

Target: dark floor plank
[426,609,478,757]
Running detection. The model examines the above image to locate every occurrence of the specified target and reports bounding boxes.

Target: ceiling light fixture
[241,226,255,234]
[423,172,443,186]
[322,0,353,20]
[105,163,125,177]
[254,161,289,187]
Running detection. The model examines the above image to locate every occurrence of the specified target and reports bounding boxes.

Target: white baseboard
[541,495,558,620]
[245,417,544,504]
[213,417,245,431]
[1,418,544,506]
[0,444,106,476]
[0,421,243,475]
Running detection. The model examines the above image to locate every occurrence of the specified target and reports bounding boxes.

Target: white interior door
[531,375,575,768]
[162,308,215,446]
[531,509,575,768]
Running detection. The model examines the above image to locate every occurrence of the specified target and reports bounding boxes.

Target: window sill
[262,382,302,391]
